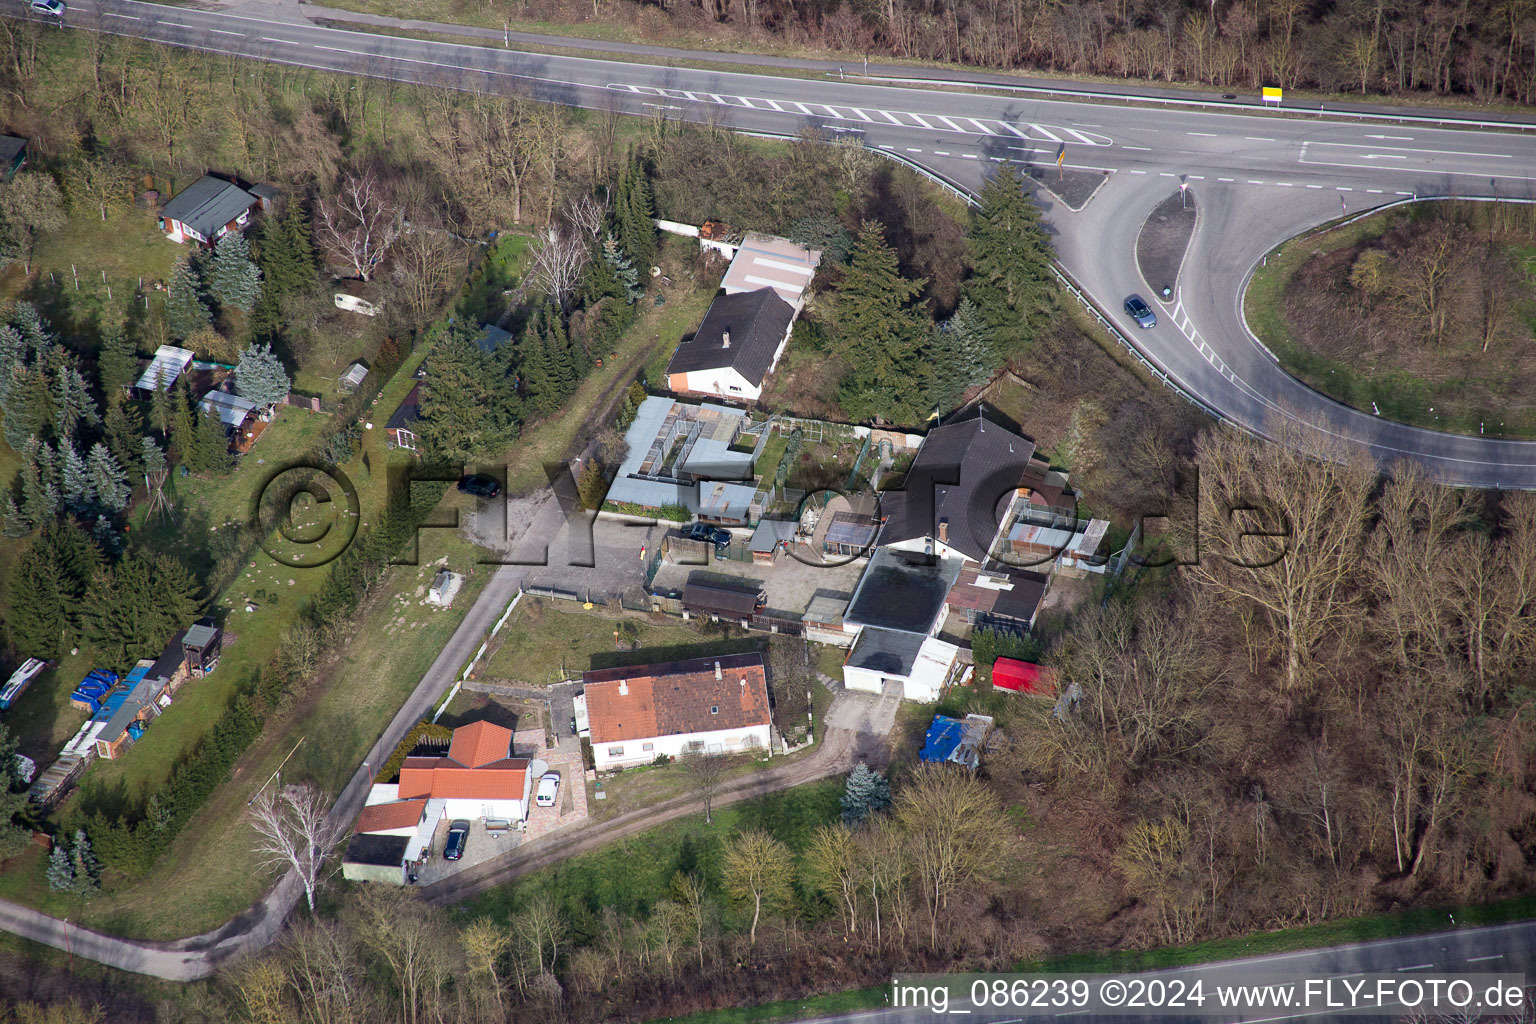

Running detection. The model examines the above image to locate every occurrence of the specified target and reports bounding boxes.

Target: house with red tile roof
[576,653,773,771]
[394,720,537,822]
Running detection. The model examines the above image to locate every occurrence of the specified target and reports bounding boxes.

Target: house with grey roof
[160,175,264,245]
[666,287,796,402]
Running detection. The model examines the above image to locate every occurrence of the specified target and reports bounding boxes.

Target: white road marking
[1123,145,1151,151]
[1306,184,1323,188]
[1217,177,1234,181]
[1396,963,1434,971]
[881,110,901,124]
[819,104,841,117]
[878,144,893,150]
[936,115,964,131]
[961,153,977,159]
[1188,132,1217,137]
[738,97,756,108]
[1397,191,1415,195]
[160,20,195,28]
[966,117,995,134]
[998,122,1030,138]
[1159,172,1175,176]
[1189,175,1204,179]
[906,147,921,153]
[933,150,950,156]
[209,27,242,34]
[1131,170,1147,174]
[1031,124,1063,142]
[1309,140,1512,158]
[850,108,872,122]
[683,91,700,101]
[708,93,725,103]
[1245,136,1276,141]
[1468,955,1504,963]
[790,101,813,115]
[1073,123,1102,127]
[1276,182,1293,186]
[1336,186,1352,190]
[1247,179,1264,184]
[104,11,139,17]
[764,99,784,111]
[1366,134,1414,140]
[909,112,935,129]
[261,36,290,41]
[1367,188,1383,192]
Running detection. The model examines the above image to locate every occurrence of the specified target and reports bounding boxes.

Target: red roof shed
[993,657,1050,695]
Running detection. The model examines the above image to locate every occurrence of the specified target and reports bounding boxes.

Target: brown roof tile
[448,720,513,769]
[582,653,771,745]
[354,799,427,834]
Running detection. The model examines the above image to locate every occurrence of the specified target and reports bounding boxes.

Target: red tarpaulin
[993,657,1047,694]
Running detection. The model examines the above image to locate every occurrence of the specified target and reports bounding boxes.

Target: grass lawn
[482,601,766,685]
[0,206,180,304]
[505,240,713,495]
[451,779,841,938]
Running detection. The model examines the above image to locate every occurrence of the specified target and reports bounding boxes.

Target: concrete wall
[675,366,763,402]
[842,665,885,694]
[593,724,771,770]
[440,797,526,822]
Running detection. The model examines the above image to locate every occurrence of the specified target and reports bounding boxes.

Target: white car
[30,0,65,17]
[535,771,560,807]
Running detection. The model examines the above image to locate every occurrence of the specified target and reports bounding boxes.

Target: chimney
[938,518,949,543]
[721,329,731,349]
[618,680,629,696]
[714,661,722,680]
[740,677,748,688]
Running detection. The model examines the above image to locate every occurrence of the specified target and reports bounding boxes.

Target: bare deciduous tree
[392,224,464,323]
[247,782,346,914]
[565,193,608,240]
[894,765,1011,948]
[1188,420,1375,697]
[720,828,795,946]
[316,171,403,281]
[804,823,861,937]
[682,749,731,824]
[528,225,591,312]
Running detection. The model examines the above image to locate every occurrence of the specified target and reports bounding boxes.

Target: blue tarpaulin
[919,715,965,764]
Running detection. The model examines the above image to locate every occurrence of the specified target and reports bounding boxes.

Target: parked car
[443,819,471,861]
[457,474,501,499]
[687,523,731,548]
[569,716,578,736]
[29,0,65,16]
[1123,294,1157,329]
[536,771,561,807]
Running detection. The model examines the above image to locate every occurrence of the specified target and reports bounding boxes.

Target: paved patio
[651,545,867,618]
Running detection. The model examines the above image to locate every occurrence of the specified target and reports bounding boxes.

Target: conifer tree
[13,302,51,356]
[52,364,100,440]
[69,829,101,894]
[834,220,929,424]
[171,377,197,466]
[59,440,90,515]
[6,559,66,656]
[3,364,52,450]
[209,231,262,312]
[0,325,22,408]
[87,442,130,513]
[234,342,290,410]
[46,843,74,892]
[149,378,174,439]
[927,297,995,413]
[102,399,143,475]
[965,166,1054,358]
[840,762,892,825]
[82,550,199,671]
[616,154,657,272]
[96,321,138,404]
[193,403,232,475]
[165,254,212,340]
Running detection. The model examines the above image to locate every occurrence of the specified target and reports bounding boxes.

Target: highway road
[52,0,1536,485]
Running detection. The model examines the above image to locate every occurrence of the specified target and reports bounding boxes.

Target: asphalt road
[47,0,1536,484]
[801,917,1536,1023]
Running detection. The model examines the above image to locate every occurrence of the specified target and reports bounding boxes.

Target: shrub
[378,720,454,784]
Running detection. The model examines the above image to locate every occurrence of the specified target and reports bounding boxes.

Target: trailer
[0,658,47,710]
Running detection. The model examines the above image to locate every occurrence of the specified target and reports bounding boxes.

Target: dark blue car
[443,819,470,861]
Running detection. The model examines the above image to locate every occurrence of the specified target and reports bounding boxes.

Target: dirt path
[422,722,863,905]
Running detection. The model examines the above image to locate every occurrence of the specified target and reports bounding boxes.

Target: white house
[842,628,961,703]
[578,653,773,771]
[666,288,795,402]
[720,232,822,305]
[396,720,538,822]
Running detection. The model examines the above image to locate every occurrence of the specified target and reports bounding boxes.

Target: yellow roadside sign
[1262,86,1283,103]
